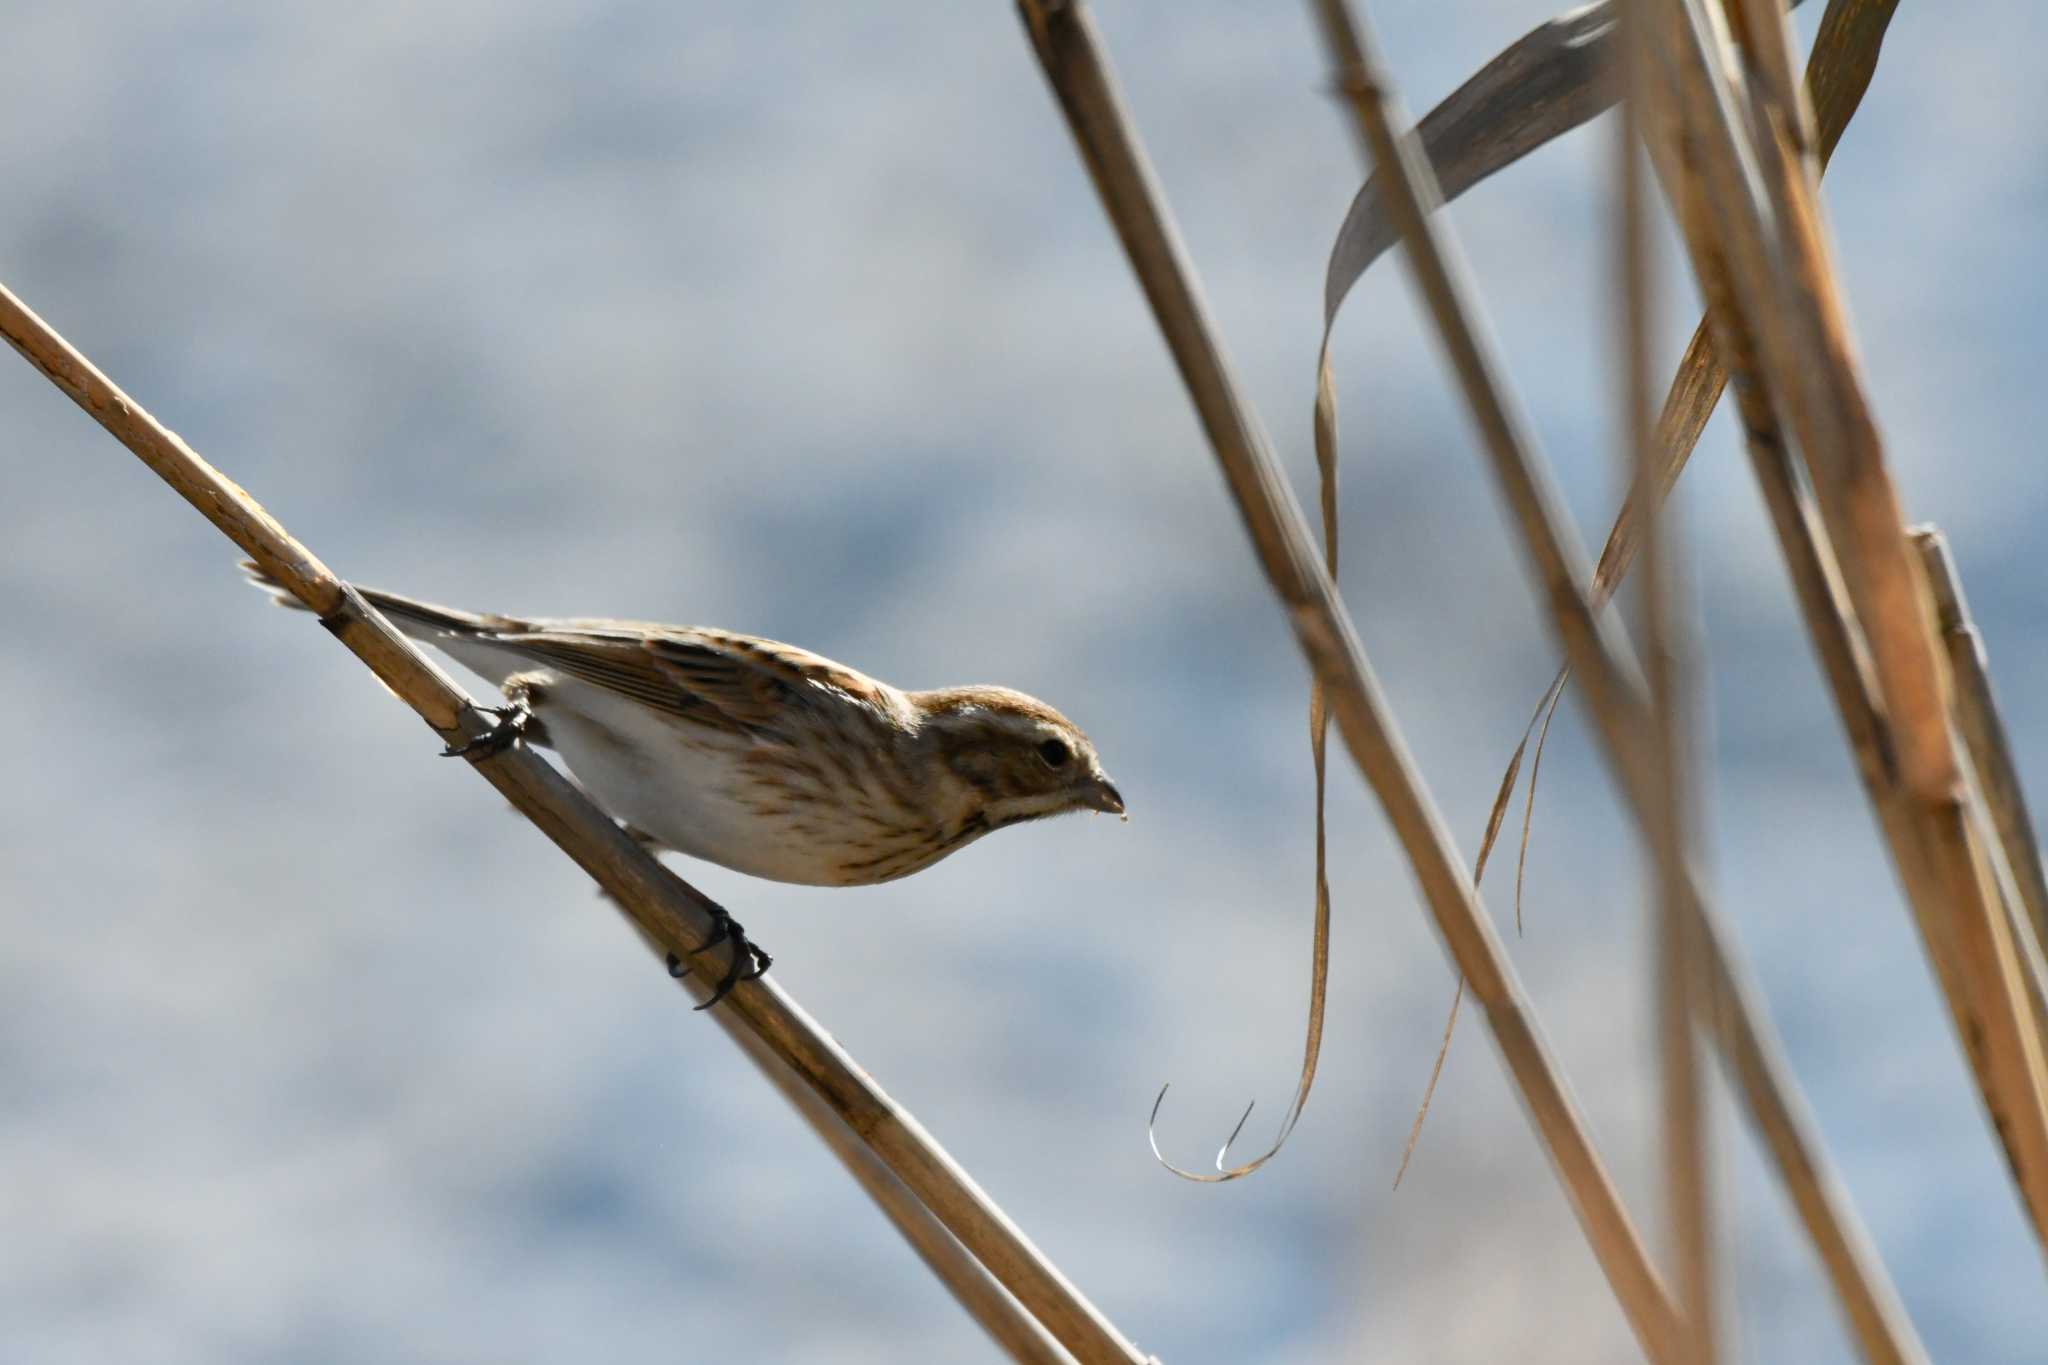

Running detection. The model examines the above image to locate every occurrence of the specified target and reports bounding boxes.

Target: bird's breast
[532,674,959,886]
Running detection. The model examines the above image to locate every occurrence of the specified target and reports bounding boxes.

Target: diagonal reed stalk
[0,281,1152,1365]
[1911,526,2048,1040]
[1642,0,2048,1253]
[1319,2,1915,635]
[1017,2,1685,1359]
[1303,0,1926,1359]
[1318,1,1887,982]
[1337,9,1897,1213]
[628,923,1078,1365]
[1308,4,1851,1199]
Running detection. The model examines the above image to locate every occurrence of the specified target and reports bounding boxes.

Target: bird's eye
[1037,738,1071,768]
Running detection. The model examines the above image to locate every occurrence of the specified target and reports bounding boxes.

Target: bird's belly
[533,682,896,887]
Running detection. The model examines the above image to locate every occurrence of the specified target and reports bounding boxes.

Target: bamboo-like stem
[1315,0,1891,1193]
[1662,0,2048,1262]
[1303,0,1928,1357]
[758,1047,1081,1365]
[1665,133,1952,1365]
[1912,528,2048,1010]
[1905,534,2048,1059]
[627,925,1077,1365]
[1665,0,1949,800]
[1307,0,1376,168]
[1643,0,2048,1254]
[1017,2,1684,1357]
[1590,0,1894,603]
[1693,888,1928,1362]
[1620,4,1718,1355]
[1324,16,1662,794]
[1661,104,1982,1353]
[0,280,1154,1365]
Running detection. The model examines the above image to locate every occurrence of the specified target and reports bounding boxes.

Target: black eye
[1037,737,1071,768]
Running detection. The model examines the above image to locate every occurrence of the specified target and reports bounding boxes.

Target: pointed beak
[1082,775,1126,817]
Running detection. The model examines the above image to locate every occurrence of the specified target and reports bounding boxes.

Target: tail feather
[239,560,527,633]
[238,560,540,685]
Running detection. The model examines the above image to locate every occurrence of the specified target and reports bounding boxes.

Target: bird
[243,565,1125,895]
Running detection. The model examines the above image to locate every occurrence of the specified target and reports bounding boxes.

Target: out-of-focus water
[4,3,2043,1360]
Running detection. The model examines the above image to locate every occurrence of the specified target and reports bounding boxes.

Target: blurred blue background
[4,2,2044,1361]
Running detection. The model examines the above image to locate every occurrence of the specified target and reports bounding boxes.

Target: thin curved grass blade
[1515,668,1571,935]
[1392,663,1563,1187]
[1150,679,1333,1182]
[1150,366,1341,1184]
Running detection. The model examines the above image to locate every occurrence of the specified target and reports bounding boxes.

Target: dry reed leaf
[1311,0,1904,1184]
[1148,396,1340,1182]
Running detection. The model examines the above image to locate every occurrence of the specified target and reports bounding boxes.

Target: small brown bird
[246,567,1124,891]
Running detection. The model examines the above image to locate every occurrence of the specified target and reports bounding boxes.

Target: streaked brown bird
[246,566,1124,890]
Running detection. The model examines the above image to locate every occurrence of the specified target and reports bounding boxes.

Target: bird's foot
[441,701,533,759]
[666,904,772,1009]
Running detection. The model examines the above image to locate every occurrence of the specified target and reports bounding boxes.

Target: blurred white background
[4,2,2045,1361]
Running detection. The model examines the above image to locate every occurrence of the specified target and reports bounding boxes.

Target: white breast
[528,671,916,886]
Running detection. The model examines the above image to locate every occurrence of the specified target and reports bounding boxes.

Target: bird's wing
[496,626,889,736]
[641,629,894,731]
[498,630,750,733]
[240,562,876,734]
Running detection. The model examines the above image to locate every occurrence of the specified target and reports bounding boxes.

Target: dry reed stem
[1017,2,1684,1358]
[1912,528,2048,1018]
[1696,2,1950,805]
[1695,902,1929,1362]
[627,927,1078,1365]
[1643,0,2048,1253]
[1321,2,1872,622]
[1647,149,1956,1365]
[1658,0,2048,1260]
[1318,0,1879,1204]
[1326,27,1664,791]
[1320,2,1888,624]
[0,280,1154,1365]
[1655,114,1942,1365]
[1621,5,1975,1351]
[1307,0,1376,169]
[1306,0,1929,1356]
[1316,0,1923,1354]
[1320,0,1748,1349]
[1588,0,1898,604]
[1619,5,1718,1356]
[1668,132,1985,1359]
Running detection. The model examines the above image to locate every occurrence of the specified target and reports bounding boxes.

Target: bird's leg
[440,700,533,758]
[442,676,550,759]
[620,828,769,1007]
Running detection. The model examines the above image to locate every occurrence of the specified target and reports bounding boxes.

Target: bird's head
[912,686,1124,831]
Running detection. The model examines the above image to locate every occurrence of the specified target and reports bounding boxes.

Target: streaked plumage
[245,566,1123,886]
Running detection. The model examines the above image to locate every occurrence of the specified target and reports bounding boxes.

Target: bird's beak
[1081,775,1126,818]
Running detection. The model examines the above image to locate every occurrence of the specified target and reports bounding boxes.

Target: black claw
[665,952,690,980]
[695,913,732,953]
[677,904,769,1010]
[697,953,744,1009]
[441,703,532,759]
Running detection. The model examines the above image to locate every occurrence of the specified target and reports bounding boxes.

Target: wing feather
[642,631,892,730]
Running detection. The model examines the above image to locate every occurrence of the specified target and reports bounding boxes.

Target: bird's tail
[239,559,533,635]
